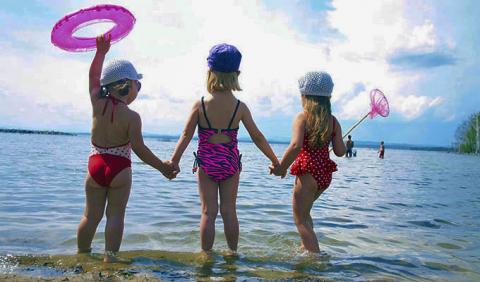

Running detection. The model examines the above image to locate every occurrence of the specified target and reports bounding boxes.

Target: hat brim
[300,90,331,97]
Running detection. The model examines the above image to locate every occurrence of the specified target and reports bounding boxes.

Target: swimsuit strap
[227,99,241,129]
[201,96,213,129]
[102,95,125,123]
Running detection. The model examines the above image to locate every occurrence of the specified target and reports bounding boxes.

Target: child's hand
[170,160,181,176]
[161,160,178,180]
[269,163,287,178]
[96,34,111,55]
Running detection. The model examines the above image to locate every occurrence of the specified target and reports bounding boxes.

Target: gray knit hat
[100,60,143,86]
[298,71,334,97]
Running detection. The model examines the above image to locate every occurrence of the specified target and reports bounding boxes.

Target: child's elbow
[291,142,302,153]
[334,147,346,157]
[252,132,265,143]
[181,130,193,140]
[131,141,146,155]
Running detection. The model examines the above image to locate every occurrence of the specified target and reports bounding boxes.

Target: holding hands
[161,160,180,180]
[269,162,287,178]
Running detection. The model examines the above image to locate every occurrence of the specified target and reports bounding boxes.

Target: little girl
[77,35,175,262]
[271,71,346,253]
[170,43,279,253]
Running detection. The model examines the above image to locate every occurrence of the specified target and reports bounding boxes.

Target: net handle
[329,112,369,153]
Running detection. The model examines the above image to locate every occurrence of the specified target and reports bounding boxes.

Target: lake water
[0,133,479,281]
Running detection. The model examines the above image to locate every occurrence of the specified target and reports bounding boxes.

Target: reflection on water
[0,133,479,281]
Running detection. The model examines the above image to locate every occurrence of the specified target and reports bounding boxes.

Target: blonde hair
[206,70,242,93]
[302,95,332,148]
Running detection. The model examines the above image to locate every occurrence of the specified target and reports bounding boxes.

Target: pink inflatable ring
[51,4,136,52]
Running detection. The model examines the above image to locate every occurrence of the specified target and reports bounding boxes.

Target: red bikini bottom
[88,154,131,187]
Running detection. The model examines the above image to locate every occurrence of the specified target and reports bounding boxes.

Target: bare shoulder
[126,108,141,124]
[295,112,306,122]
[191,100,201,111]
[331,115,342,133]
[237,100,249,117]
[331,114,340,125]
[239,100,248,110]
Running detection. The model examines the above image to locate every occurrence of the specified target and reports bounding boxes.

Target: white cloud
[0,0,451,133]
[394,95,444,119]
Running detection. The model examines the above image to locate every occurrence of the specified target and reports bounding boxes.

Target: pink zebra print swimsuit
[193,97,242,182]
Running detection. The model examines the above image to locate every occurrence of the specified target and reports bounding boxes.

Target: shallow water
[0,133,479,281]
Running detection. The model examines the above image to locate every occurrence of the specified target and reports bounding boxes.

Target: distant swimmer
[345,135,354,158]
[378,141,385,159]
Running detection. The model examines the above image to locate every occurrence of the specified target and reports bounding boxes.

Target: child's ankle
[103,250,118,263]
[77,247,92,254]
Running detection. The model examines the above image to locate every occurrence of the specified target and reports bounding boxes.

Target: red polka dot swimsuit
[290,123,338,190]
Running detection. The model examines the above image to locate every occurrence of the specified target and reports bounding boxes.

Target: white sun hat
[100,60,143,86]
[298,71,334,97]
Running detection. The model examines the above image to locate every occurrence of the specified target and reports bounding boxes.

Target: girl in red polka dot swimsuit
[270,71,346,253]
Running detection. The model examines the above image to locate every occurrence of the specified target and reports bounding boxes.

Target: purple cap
[207,43,242,72]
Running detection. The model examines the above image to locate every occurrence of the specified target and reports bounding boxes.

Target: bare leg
[292,174,322,253]
[219,171,240,252]
[104,168,132,262]
[307,189,323,229]
[77,176,107,253]
[198,168,219,251]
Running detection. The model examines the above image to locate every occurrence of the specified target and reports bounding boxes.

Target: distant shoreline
[0,128,76,136]
[1,129,454,152]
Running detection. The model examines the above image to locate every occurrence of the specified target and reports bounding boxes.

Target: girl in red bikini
[77,35,176,262]
[271,71,346,253]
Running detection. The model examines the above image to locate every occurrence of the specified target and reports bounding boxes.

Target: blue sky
[0,0,479,146]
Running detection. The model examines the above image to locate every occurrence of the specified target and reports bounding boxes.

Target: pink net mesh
[369,89,389,119]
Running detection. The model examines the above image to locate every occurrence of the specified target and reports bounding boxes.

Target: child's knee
[105,205,126,219]
[201,205,218,219]
[220,205,236,218]
[293,214,309,226]
[84,212,103,225]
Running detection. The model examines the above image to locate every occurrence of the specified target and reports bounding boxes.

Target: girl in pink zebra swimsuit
[170,43,279,254]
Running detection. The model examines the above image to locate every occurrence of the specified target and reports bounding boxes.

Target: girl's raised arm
[89,34,111,104]
[170,101,200,173]
[241,103,279,165]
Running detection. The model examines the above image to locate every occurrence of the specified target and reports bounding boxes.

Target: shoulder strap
[201,96,212,129]
[227,100,241,129]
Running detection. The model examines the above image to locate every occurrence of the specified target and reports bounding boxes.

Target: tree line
[454,112,480,154]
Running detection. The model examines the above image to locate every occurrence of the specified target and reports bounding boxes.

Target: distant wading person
[378,141,385,159]
[346,135,354,158]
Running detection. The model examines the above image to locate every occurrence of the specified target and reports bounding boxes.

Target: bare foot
[103,251,118,263]
[223,249,238,257]
[197,250,215,263]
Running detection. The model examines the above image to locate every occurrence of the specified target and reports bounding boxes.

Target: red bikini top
[101,95,126,123]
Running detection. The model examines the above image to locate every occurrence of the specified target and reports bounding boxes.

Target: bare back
[91,98,133,147]
[198,92,243,130]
